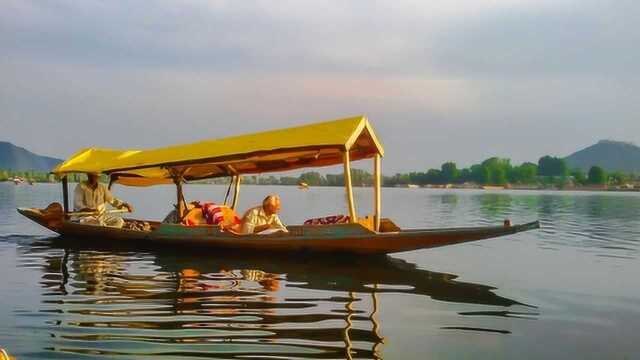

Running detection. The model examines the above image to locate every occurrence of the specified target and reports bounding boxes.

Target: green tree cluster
[294,169,373,187]
[278,176,299,186]
[570,168,588,185]
[608,171,629,185]
[538,156,568,177]
[588,166,607,184]
[381,158,541,186]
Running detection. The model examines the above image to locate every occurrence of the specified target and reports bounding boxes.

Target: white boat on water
[10,177,24,185]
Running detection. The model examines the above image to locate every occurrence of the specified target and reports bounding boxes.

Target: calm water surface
[1,182,639,359]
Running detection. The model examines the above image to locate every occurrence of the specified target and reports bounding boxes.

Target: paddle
[67,208,131,217]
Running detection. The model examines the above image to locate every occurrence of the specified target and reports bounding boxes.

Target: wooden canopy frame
[54,116,384,231]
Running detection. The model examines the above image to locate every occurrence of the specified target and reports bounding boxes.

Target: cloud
[1,0,639,173]
[1,0,560,73]
[430,0,640,78]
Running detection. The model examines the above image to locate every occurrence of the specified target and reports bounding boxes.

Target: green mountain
[0,141,62,171]
[565,140,640,173]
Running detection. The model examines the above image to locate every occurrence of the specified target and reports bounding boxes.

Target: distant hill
[0,141,62,171]
[565,140,640,173]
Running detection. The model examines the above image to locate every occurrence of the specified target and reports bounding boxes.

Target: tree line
[210,156,637,188]
[3,156,638,187]
[383,156,638,187]
[0,170,112,183]
[232,169,375,187]
[0,170,57,182]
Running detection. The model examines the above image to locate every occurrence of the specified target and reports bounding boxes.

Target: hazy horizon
[2,1,639,173]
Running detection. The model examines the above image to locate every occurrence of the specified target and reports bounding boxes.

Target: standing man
[240,195,288,234]
[73,172,133,228]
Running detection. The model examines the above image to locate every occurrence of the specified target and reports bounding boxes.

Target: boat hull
[17,207,539,255]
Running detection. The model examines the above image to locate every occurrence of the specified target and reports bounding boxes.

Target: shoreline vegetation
[2,155,639,192]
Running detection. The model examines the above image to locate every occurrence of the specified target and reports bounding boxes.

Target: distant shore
[3,179,638,193]
[408,184,640,192]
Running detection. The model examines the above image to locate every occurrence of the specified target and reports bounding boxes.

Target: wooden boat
[18,115,539,254]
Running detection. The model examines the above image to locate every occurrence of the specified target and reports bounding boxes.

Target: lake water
[1,182,639,359]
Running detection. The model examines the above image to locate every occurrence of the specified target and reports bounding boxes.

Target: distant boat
[298,182,309,190]
[11,177,24,185]
[482,185,504,190]
[394,184,419,188]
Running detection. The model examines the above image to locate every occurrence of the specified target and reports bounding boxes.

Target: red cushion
[202,203,241,226]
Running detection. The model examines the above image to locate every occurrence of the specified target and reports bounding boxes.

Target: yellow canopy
[53,115,384,186]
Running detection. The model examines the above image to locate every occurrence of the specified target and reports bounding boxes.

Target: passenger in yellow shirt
[240,195,288,234]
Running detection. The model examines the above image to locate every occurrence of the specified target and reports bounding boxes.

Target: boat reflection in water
[22,238,535,359]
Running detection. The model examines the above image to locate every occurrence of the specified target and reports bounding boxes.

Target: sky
[1,0,639,174]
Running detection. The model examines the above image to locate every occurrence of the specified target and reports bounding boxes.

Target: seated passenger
[240,195,288,234]
[73,172,133,228]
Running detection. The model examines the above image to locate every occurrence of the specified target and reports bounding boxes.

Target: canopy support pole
[175,180,185,220]
[231,175,241,210]
[223,177,233,205]
[373,154,381,232]
[343,151,357,223]
[169,169,186,220]
[62,176,69,214]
